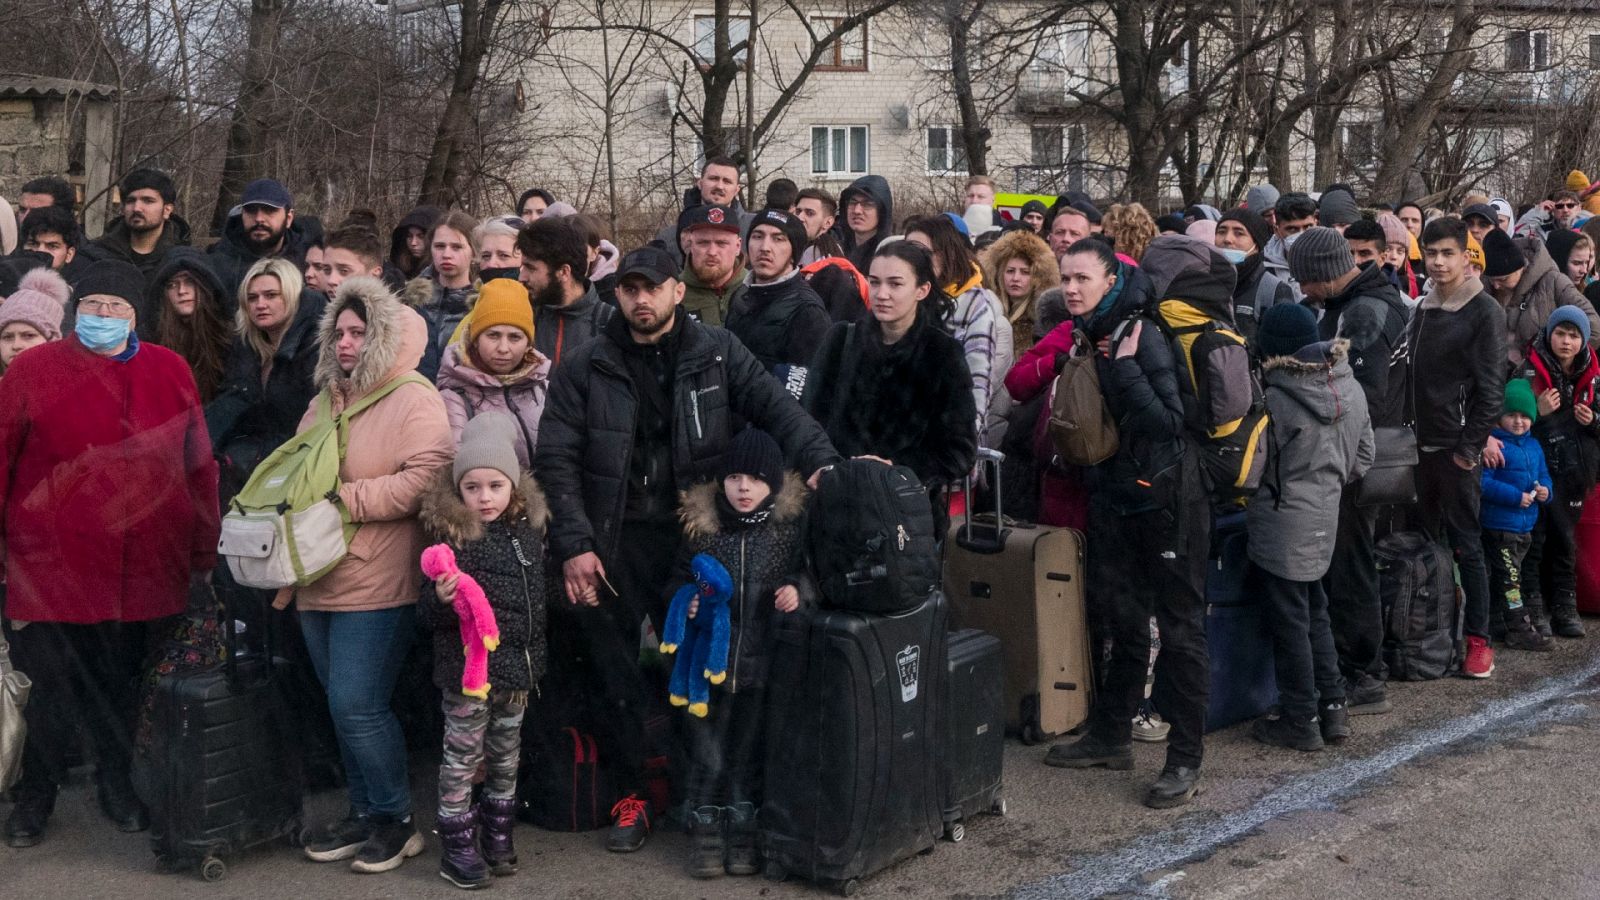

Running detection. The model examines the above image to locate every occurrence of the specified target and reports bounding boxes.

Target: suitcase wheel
[945,820,966,842]
[1021,723,1045,745]
[764,861,788,882]
[836,878,860,897]
[200,857,227,883]
[994,797,1008,816]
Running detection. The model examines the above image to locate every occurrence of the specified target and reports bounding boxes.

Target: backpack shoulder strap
[335,372,432,457]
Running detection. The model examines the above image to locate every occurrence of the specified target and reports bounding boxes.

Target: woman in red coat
[0,259,220,848]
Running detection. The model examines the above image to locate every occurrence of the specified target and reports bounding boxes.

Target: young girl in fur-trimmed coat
[673,426,811,880]
[417,411,548,889]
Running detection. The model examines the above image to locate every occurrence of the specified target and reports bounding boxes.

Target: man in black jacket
[1412,216,1507,679]
[84,168,191,282]
[535,245,839,853]
[1291,227,1411,712]
[517,216,615,369]
[725,209,831,393]
[207,178,313,299]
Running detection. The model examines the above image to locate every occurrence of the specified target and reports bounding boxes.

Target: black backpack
[1376,531,1462,680]
[808,460,938,613]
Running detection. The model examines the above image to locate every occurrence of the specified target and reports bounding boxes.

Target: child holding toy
[670,426,811,879]
[417,412,549,889]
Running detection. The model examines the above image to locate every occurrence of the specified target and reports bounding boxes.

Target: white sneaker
[1131,709,1170,743]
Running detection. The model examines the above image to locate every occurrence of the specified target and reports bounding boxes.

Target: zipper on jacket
[1459,384,1468,428]
[730,535,747,693]
[690,388,704,440]
[513,535,536,686]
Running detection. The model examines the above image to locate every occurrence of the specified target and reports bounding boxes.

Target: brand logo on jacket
[896,644,920,702]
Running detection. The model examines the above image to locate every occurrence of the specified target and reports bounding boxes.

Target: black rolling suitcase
[942,629,1005,842]
[146,589,303,881]
[762,591,947,896]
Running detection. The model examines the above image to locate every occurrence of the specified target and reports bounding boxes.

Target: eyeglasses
[1556,202,1579,210]
[80,298,134,316]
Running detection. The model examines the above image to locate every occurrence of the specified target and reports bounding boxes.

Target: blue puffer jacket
[1480,427,1554,534]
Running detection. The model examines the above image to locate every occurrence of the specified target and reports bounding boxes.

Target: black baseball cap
[681,204,741,235]
[618,245,679,287]
[239,178,293,210]
[1462,203,1497,226]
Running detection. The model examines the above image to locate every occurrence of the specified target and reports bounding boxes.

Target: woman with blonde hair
[981,229,1060,356]
[206,256,328,496]
[1101,202,1159,262]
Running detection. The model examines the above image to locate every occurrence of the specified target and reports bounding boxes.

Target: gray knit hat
[1288,226,1355,284]
[1317,189,1360,227]
[454,411,521,485]
[1246,184,1280,217]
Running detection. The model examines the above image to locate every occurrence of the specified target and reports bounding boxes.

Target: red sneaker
[1463,635,1495,679]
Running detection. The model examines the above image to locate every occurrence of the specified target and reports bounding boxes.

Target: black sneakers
[1319,700,1351,745]
[349,815,425,874]
[1043,734,1135,770]
[3,793,53,848]
[302,813,373,862]
[1252,712,1325,752]
[606,794,651,853]
[1346,674,1392,716]
[686,805,724,879]
[96,776,149,833]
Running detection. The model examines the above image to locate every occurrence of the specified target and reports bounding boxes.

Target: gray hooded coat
[1247,339,1374,582]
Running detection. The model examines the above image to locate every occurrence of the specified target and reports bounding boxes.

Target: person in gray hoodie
[1247,304,1373,752]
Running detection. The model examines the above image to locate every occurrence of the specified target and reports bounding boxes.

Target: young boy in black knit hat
[671,426,811,879]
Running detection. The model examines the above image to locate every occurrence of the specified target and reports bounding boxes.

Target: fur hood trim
[314,276,430,398]
[678,471,808,539]
[418,468,549,545]
[401,275,479,310]
[1262,338,1349,373]
[981,230,1060,299]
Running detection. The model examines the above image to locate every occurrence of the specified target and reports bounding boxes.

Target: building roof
[0,74,117,102]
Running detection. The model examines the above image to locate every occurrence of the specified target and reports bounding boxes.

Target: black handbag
[1356,425,1419,507]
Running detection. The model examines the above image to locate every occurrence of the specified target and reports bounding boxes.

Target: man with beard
[678,205,748,327]
[535,244,838,854]
[85,169,190,281]
[207,178,312,298]
[653,158,752,269]
[516,215,615,369]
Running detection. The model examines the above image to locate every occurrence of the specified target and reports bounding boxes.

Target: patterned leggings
[437,689,527,817]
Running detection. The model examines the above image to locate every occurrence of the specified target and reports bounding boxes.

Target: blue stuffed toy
[660,552,734,717]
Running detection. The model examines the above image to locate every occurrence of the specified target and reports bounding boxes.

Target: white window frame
[1505,28,1550,71]
[925,125,968,176]
[811,125,870,177]
[692,13,750,66]
[810,14,869,71]
[1031,125,1064,168]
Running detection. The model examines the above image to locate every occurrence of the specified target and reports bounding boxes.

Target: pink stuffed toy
[420,543,500,700]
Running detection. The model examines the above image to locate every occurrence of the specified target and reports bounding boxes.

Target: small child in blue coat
[1481,379,1554,652]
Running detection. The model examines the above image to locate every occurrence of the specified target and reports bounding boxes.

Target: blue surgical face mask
[76,314,132,352]
[1219,247,1249,265]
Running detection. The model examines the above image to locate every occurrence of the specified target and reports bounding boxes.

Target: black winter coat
[802,305,977,494]
[83,214,193,283]
[1409,277,1506,465]
[675,472,812,692]
[534,284,616,370]
[725,271,832,375]
[535,312,840,564]
[1316,261,1410,428]
[417,472,550,693]
[205,290,328,487]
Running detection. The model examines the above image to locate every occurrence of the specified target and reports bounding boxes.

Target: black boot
[1550,591,1587,638]
[1488,598,1507,642]
[1504,607,1554,651]
[687,806,724,879]
[1526,591,1555,639]
[1043,733,1134,770]
[96,773,149,833]
[1318,700,1351,745]
[4,792,54,848]
[435,811,490,889]
[1251,712,1324,752]
[1144,765,1202,809]
[723,802,759,876]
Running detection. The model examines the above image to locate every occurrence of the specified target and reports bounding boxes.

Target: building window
[811,125,869,176]
[1505,29,1550,71]
[1341,122,1378,169]
[1589,34,1600,68]
[1066,124,1086,194]
[1031,126,1064,167]
[926,126,968,175]
[694,14,749,66]
[814,17,868,70]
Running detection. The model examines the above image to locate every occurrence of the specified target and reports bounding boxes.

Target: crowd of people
[1,158,1597,885]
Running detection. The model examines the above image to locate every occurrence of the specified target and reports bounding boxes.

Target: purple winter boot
[478,796,519,876]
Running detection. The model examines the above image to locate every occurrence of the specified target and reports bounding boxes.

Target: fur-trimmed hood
[401,274,479,311]
[678,471,808,539]
[418,467,549,546]
[314,275,429,400]
[981,230,1060,307]
[1263,338,1354,426]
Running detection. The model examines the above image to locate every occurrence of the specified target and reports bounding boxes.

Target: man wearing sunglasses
[1549,189,1587,232]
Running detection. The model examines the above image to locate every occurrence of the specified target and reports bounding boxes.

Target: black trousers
[1258,569,1344,721]
[682,687,766,808]
[553,520,681,796]
[1417,451,1492,639]
[1325,486,1386,684]
[1085,496,1210,769]
[1523,477,1588,602]
[7,618,161,801]
[1483,528,1533,613]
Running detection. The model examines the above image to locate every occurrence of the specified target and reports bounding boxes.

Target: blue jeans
[300,605,416,819]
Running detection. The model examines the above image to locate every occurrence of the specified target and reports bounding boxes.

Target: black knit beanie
[720,426,785,496]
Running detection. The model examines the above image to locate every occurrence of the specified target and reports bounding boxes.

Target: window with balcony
[926,126,968,175]
[811,125,869,177]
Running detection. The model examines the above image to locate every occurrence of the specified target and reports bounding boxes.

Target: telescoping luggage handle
[207,575,276,688]
[958,448,1011,554]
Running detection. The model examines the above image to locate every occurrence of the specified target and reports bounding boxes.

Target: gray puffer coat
[1247,340,1374,582]
[417,470,550,693]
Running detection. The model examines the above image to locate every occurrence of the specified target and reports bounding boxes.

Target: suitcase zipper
[730,536,747,693]
[514,535,535,687]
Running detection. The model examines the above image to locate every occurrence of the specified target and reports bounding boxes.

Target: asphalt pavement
[7,630,1600,899]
